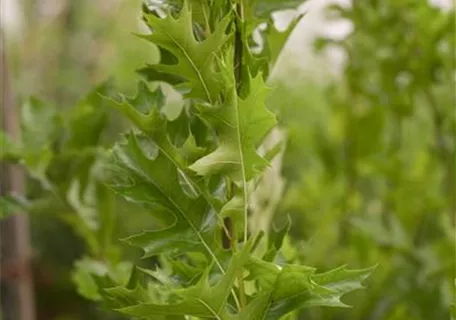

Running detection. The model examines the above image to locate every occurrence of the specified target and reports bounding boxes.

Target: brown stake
[0,32,36,320]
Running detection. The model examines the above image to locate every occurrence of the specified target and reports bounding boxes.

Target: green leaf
[305,265,375,307]
[245,257,281,291]
[220,193,245,240]
[187,73,276,250]
[178,133,207,164]
[158,255,206,286]
[64,82,112,149]
[0,132,20,161]
[0,194,29,219]
[106,133,218,259]
[103,267,152,308]
[261,14,304,71]
[95,182,118,260]
[242,259,374,319]
[144,0,214,27]
[20,97,60,151]
[18,98,61,184]
[269,265,374,318]
[72,258,109,301]
[233,293,271,320]
[253,0,305,18]
[189,73,276,183]
[140,2,232,103]
[263,216,291,262]
[104,83,227,267]
[103,81,165,134]
[72,257,133,303]
[118,242,252,319]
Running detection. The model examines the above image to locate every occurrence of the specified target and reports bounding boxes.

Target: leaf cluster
[0,1,375,319]
[91,1,373,319]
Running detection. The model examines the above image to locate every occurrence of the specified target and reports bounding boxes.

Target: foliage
[270,1,455,319]
[1,1,375,319]
[0,84,132,318]
[4,2,160,317]
[9,0,158,105]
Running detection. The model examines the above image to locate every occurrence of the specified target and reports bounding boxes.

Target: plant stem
[234,1,244,93]
[232,0,247,310]
[222,178,235,250]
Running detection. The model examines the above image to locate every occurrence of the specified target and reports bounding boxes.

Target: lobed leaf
[240,260,374,319]
[139,2,232,103]
[118,241,253,319]
[189,73,276,183]
[104,82,226,266]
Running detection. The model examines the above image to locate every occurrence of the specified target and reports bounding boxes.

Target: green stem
[232,0,247,310]
[234,1,244,93]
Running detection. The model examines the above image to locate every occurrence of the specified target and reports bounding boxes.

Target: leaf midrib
[152,140,245,311]
[233,93,249,243]
[195,298,223,320]
[162,28,213,104]
[130,143,225,273]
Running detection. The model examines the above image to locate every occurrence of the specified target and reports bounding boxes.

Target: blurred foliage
[3,1,158,319]
[0,83,137,319]
[270,1,455,319]
[8,0,158,106]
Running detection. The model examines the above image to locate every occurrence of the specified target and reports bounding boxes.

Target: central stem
[234,1,244,92]
[232,0,248,310]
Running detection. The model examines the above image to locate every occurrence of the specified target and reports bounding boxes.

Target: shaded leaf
[106,132,217,260]
[0,132,20,161]
[104,83,225,267]
[118,242,252,319]
[263,216,291,262]
[0,194,29,219]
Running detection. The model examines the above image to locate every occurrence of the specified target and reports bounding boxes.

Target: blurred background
[1,0,455,319]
